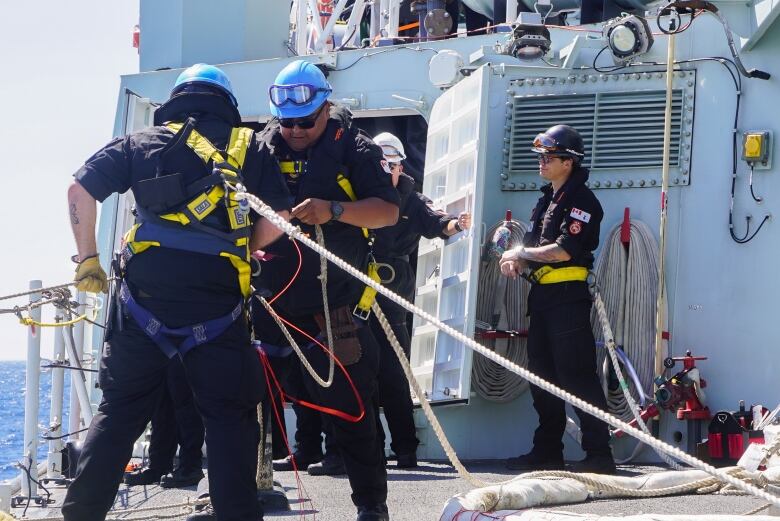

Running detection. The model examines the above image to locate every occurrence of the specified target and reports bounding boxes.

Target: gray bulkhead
[96,0,780,462]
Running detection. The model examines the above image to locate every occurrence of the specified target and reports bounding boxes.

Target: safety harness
[278,159,382,320]
[119,119,256,358]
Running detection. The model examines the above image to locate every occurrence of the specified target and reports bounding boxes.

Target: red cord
[258,350,316,520]
[268,238,303,305]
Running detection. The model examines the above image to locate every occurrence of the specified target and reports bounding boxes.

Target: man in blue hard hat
[252,60,399,521]
[499,124,615,475]
[63,63,291,521]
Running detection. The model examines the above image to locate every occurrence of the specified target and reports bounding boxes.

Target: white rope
[472,219,530,402]
[235,190,780,508]
[17,496,208,521]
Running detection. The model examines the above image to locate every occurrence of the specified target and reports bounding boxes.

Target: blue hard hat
[269,60,332,119]
[172,63,237,107]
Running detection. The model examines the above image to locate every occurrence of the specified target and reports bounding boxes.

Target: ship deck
[11,461,776,520]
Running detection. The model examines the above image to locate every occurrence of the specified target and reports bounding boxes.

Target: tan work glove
[74,256,109,294]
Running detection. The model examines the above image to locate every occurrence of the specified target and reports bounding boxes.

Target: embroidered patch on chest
[569,220,582,235]
[570,208,591,223]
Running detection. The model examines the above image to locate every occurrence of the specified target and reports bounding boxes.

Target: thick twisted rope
[236,190,780,508]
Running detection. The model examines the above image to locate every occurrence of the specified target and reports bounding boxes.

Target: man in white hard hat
[370,132,471,467]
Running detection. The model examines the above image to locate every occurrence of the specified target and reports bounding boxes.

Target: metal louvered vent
[510,91,683,171]
[502,71,695,191]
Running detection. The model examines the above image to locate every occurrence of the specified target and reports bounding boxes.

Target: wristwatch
[453,219,463,232]
[329,201,344,222]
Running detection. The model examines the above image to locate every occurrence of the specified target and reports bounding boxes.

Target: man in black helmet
[499,124,615,475]
[63,63,291,521]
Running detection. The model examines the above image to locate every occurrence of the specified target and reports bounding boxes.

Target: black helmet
[531,125,585,162]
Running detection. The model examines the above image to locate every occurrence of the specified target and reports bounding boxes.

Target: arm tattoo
[69,203,80,225]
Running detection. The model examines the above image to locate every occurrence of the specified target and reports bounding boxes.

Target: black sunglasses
[279,103,326,129]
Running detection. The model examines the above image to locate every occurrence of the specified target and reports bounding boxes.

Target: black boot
[307,453,346,476]
[395,452,417,469]
[124,467,167,486]
[505,451,564,471]
[160,466,205,488]
[273,450,323,472]
[570,452,616,474]
[356,503,389,521]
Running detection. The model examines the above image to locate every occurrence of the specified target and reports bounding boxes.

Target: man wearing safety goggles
[369,132,471,471]
[498,125,615,475]
[253,60,399,521]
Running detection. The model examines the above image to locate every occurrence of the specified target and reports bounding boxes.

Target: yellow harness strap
[353,261,382,320]
[128,123,255,297]
[530,265,589,284]
[160,124,254,231]
[335,174,369,239]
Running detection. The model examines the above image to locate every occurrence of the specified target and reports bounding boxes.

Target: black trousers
[369,296,419,456]
[294,314,387,507]
[62,317,264,521]
[148,357,205,473]
[527,299,611,456]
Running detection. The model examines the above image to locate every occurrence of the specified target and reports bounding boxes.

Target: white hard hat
[373,132,407,163]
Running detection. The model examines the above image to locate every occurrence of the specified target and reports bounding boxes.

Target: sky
[0,1,140,360]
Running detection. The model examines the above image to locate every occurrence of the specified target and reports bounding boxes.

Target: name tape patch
[570,208,591,223]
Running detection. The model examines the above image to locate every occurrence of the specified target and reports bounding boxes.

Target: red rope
[258,352,316,520]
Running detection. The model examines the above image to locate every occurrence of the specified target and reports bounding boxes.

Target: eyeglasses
[269,83,332,107]
[278,103,326,129]
[537,154,565,165]
[388,162,402,169]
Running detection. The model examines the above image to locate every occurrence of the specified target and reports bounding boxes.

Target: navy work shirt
[255,106,400,317]
[522,166,603,310]
[75,100,290,326]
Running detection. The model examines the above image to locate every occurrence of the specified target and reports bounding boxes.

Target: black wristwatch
[453,219,463,232]
[329,201,344,222]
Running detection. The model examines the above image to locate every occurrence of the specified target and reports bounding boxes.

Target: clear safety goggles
[269,83,331,107]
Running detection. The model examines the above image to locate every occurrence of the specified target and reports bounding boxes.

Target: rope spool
[472,219,530,403]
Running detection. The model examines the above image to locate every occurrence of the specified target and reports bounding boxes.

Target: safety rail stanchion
[235,191,780,509]
[21,280,42,500]
[47,307,66,479]
[68,291,86,440]
[62,320,94,426]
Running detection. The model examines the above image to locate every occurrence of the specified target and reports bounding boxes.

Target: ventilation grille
[507,90,684,173]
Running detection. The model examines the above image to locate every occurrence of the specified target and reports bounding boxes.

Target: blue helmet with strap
[172,63,238,107]
[269,60,332,119]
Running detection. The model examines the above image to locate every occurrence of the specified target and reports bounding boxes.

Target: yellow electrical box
[742,131,770,164]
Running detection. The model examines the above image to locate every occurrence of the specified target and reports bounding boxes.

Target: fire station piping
[236,190,780,508]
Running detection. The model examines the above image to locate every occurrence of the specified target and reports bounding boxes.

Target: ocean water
[0,361,72,481]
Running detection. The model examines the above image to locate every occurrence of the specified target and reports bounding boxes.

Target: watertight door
[409,67,489,403]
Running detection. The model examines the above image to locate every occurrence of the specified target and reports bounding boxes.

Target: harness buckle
[352,305,371,321]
